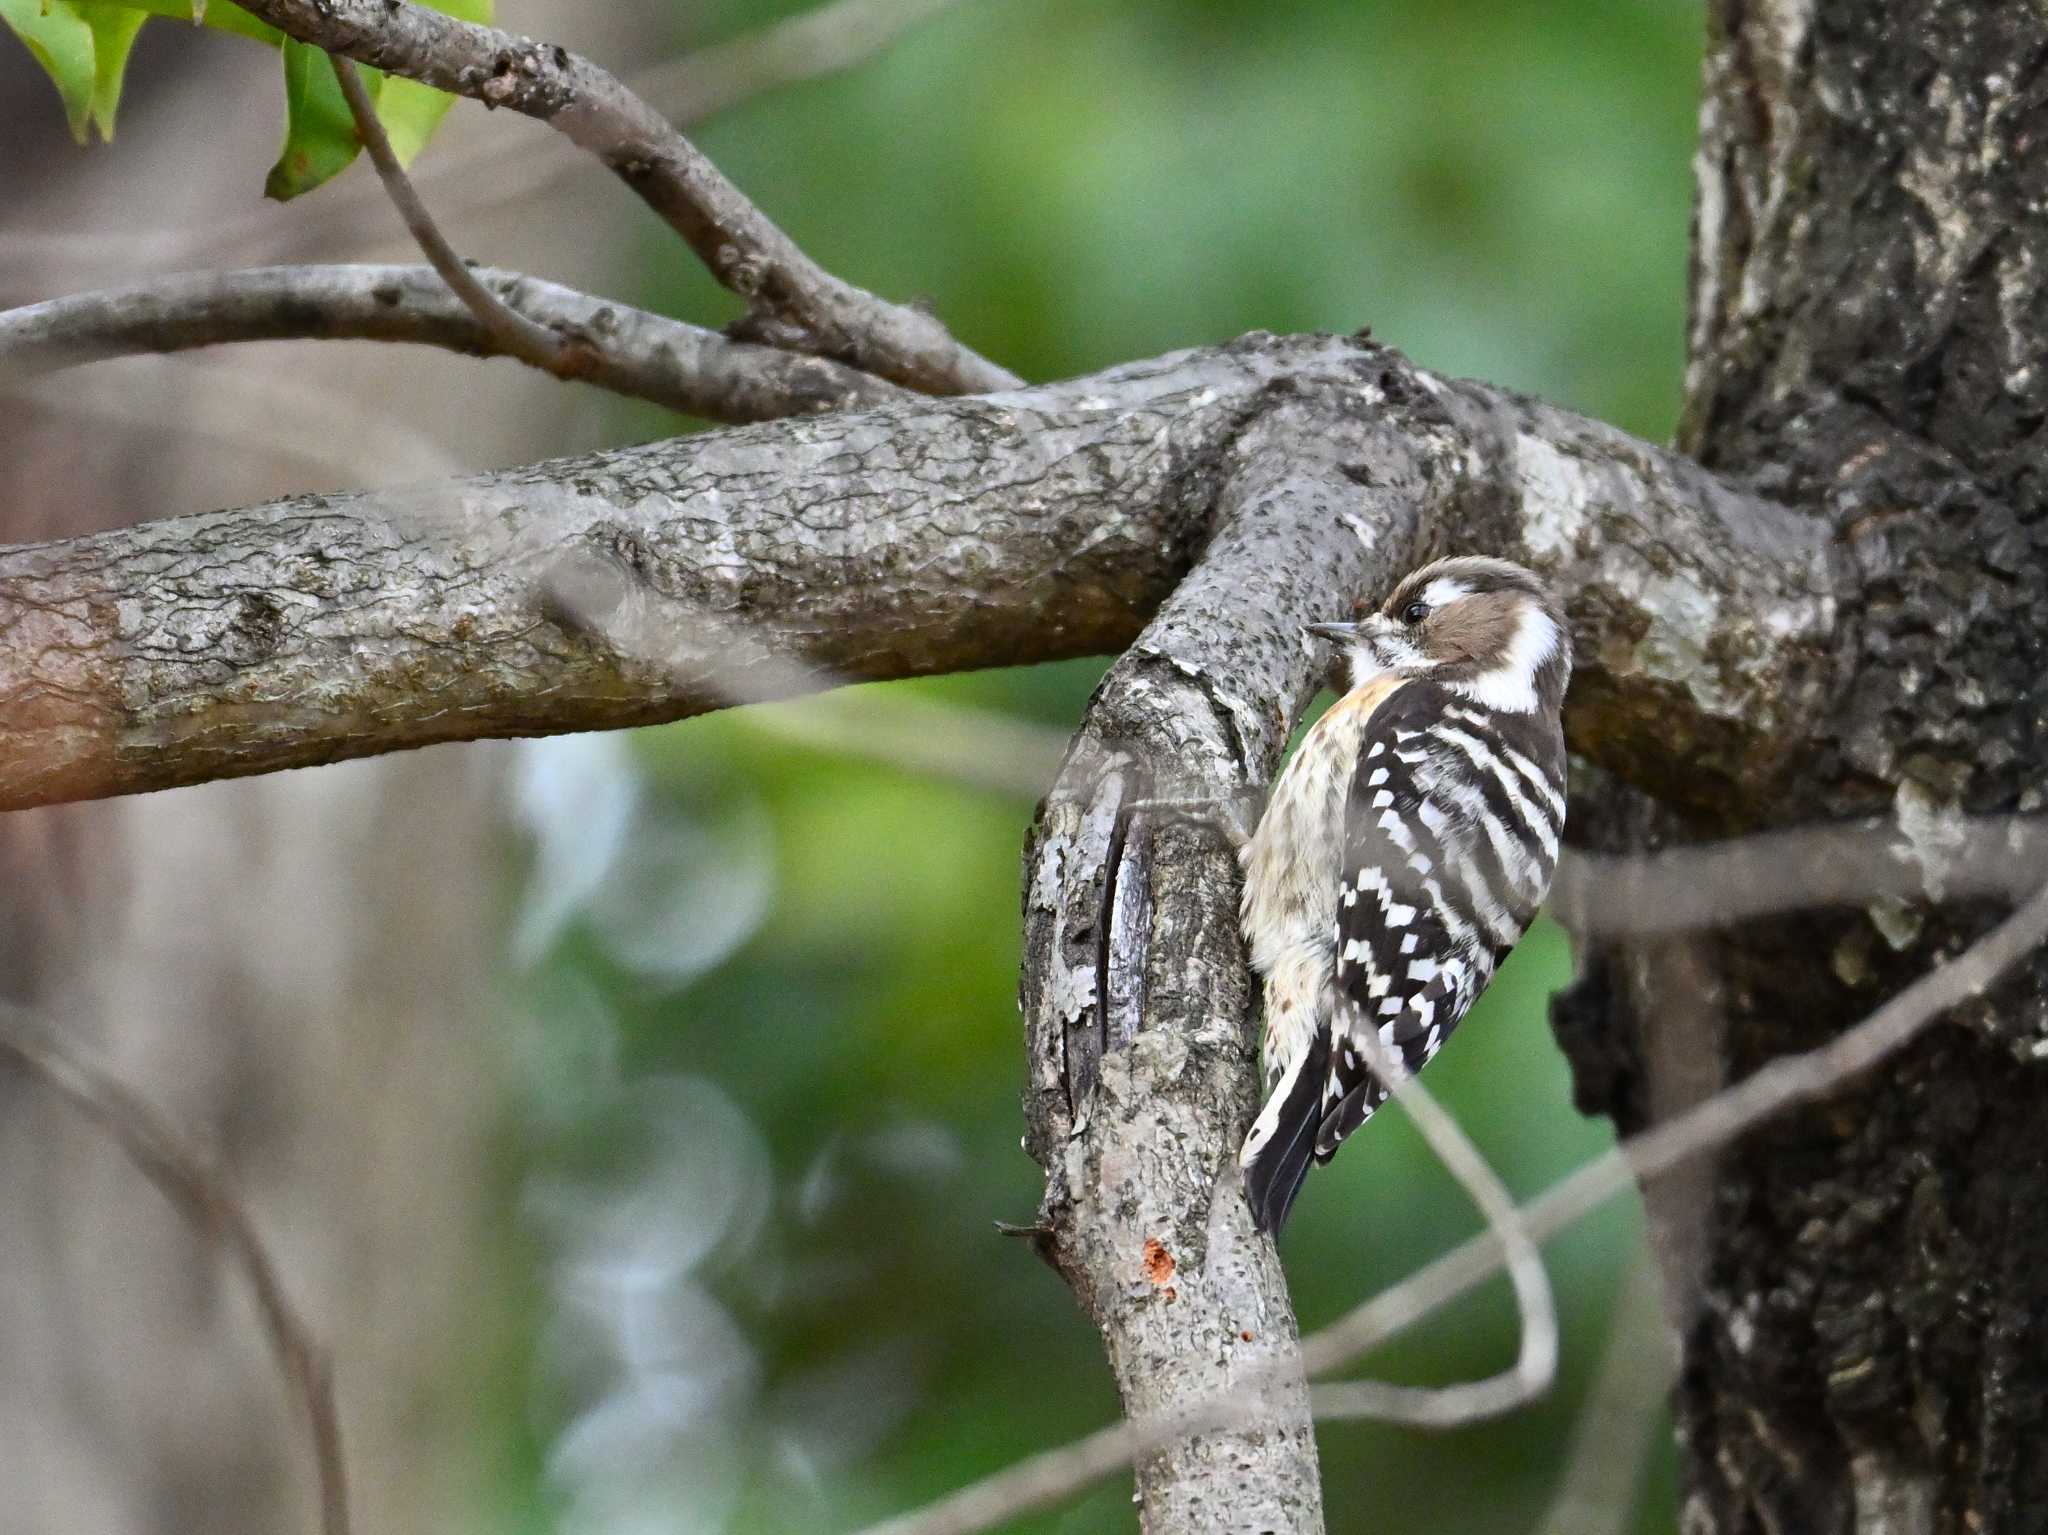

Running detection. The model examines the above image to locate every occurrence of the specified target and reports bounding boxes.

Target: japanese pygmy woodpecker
[1239,555,1571,1233]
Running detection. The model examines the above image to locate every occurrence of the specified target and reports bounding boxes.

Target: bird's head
[1306,555,1571,714]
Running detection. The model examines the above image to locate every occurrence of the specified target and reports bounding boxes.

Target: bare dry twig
[1531,1249,1670,1535]
[326,53,906,426]
[1551,816,2048,936]
[854,877,2048,1535]
[228,0,1018,394]
[1311,1023,1557,1427]
[0,1008,349,1535]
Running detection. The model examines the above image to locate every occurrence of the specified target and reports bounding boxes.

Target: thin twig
[329,54,571,373]
[0,1008,350,1535]
[0,0,983,289]
[1531,1248,1670,1535]
[0,264,910,421]
[229,0,1019,394]
[1551,815,2048,937]
[1311,1021,1557,1427]
[852,878,2048,1535]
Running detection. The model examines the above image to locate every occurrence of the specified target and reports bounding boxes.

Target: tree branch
[0,264,910,422]
[0,334,1834,813]
[329,55,575,374]
[226,0,1018,394]
[0,0,977,289]
[1013,378,1432,1533]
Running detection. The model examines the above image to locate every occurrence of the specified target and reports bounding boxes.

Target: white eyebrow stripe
[1420,576,1471,610]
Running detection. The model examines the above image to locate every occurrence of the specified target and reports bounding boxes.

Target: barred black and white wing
[1316,684,1565,1159]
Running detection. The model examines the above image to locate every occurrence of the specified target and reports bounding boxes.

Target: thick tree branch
[1008,356,1777,1529]
[0,264,910,422]
[225,0,1018,394]
[0,334,1835,813]
[1014,379,1433,1533]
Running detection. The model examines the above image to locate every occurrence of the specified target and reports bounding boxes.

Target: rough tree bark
[0,339,1825,815]
[1552,3,2048,1531]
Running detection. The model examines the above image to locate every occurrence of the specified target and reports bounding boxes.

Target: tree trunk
[1559,3,2048,1530]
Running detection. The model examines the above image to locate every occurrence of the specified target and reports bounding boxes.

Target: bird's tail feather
[1239,1030,1330,1234]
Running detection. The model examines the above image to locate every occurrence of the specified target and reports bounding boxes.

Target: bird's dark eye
[1401,600,1430,625]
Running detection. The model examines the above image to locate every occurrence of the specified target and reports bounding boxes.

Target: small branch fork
[0,0,972,284]
[0,1010,349,1535]
[329,54,574,375]
[227,0,1018,394]
[6,2,975,424]
[314,52,920,423]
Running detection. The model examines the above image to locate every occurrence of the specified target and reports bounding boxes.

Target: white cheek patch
[1513,607,1563,670]
[1446,605,1561,714]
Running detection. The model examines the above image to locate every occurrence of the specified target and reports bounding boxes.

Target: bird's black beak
[1303,622,1359,642]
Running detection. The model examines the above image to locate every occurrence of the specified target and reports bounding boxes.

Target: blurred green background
[492,0,1702,1531]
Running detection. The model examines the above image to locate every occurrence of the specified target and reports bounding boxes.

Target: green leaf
[375,76,456,166]
[82,4,147,138]
[0,0,98,143]
[18,0,491,189]
[71,0,278,44]
[266,0,491,195]
[265,36,378,201]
